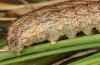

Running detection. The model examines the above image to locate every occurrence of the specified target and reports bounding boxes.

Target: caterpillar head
[7,21,35,54]
[7,35,23,54]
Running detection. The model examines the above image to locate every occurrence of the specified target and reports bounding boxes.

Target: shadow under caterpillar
[7,0,100,54]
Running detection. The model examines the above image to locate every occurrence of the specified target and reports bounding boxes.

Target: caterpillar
[7,0,100,53]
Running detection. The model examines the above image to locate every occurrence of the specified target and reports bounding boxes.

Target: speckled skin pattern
[7,0,100,53]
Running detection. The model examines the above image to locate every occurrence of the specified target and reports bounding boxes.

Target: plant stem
[0,43,100,65]
[89,61,100,65]
[68,52,100,65]
[10,53,69,65]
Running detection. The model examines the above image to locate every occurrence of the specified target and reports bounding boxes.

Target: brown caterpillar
[7,0,100,53]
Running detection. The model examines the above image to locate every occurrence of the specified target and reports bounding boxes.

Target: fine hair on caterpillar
[7,0,100,54]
